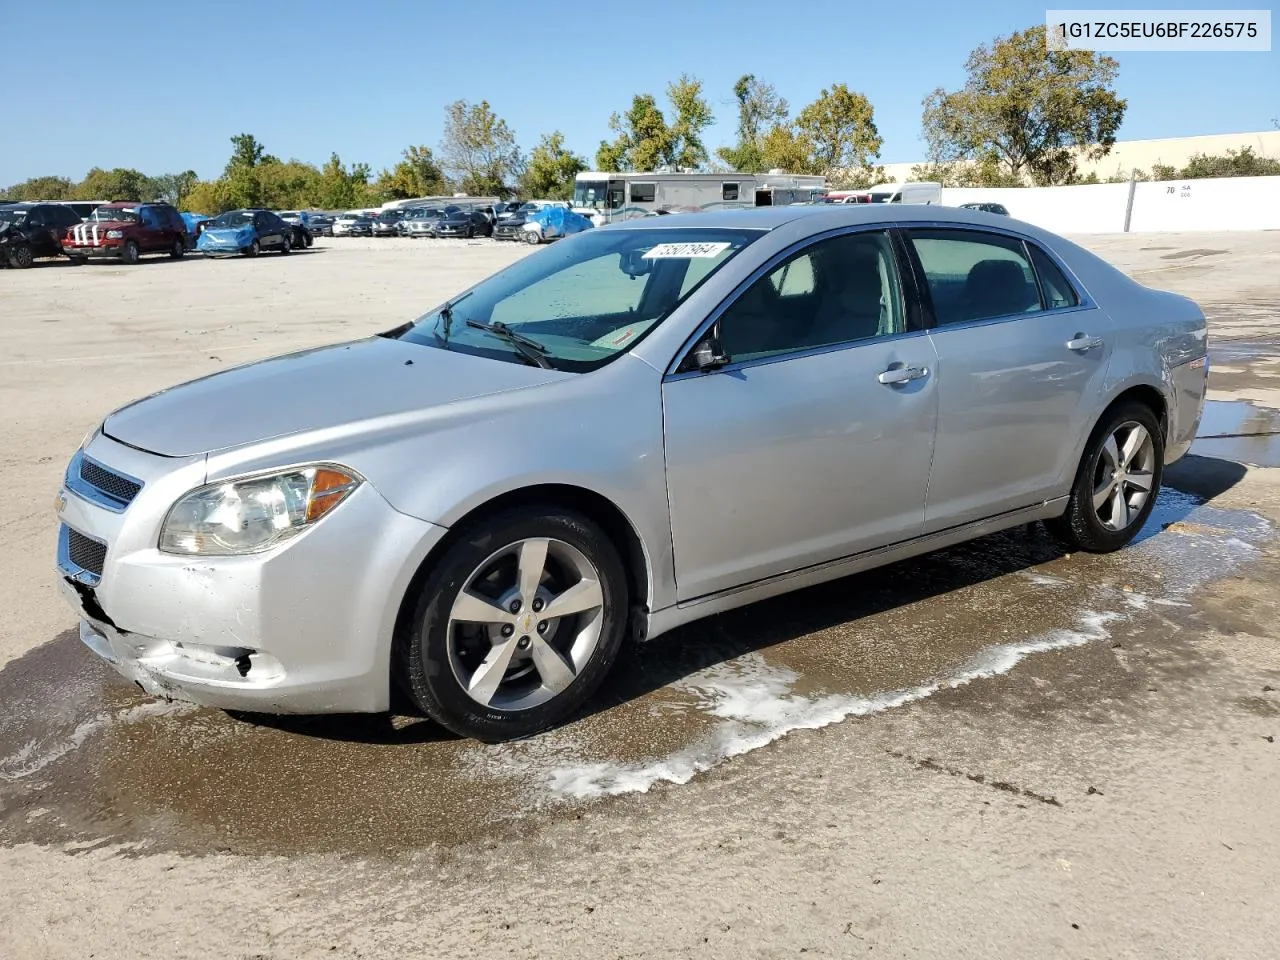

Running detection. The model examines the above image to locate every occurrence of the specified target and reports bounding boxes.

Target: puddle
[1192,399,1280,467]
[0,484,1271,857]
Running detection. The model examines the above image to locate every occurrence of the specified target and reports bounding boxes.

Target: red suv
[61,201,189,264]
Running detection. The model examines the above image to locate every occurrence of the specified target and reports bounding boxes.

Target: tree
[519,132,587,200]
[795,83,883,184]
[374,145,449,200]
[439,100,523,197]
[759,124,819,174]
[75,167,151,201]
[597,75,714,172]
[315,153,372,209]
[182,179,228,214]
[921,24,1126,186]
[717,74,790,172]
[147,170,200,206]
[223,133,277,177]
[0,175,75,201]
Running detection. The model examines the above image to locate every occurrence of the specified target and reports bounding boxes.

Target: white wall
[939,176,1280,233]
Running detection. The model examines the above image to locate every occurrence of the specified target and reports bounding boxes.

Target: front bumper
[54,432,447,714]
[63,244,125,258]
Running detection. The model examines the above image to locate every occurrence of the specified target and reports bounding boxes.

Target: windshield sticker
[642,241,731,259]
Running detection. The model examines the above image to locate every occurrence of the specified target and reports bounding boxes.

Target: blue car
[196,208,294,257]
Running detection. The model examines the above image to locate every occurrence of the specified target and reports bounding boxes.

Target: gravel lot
[2,232,1279,959]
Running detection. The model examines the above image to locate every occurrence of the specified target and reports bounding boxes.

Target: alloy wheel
[1091,421,1156,532]
[446,537,605,711]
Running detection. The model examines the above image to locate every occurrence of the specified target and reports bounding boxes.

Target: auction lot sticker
[643,242,732,259]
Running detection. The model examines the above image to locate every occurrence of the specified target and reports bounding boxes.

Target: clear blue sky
[4,0,1276,185]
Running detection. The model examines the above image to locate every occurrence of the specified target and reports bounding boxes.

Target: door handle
[1066,334,1104,352]
[878,364,929,385]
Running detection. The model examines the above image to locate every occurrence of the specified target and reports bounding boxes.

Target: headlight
[106,230,123,239]
[159,464,362,556]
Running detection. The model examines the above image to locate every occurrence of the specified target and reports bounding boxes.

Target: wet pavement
[0,478,1271,858]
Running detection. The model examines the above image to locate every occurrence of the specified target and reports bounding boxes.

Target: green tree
[795,83,883,185]
[373,145,449,200]
[439,100,523,197]
[147,170,200,207]
[759,124,819,174]
[255,160,324,208]
[223,133,277,177]
[1180,146,1280,178]
[717,74,790,172]
[75,167,151,201]
[519,132,587,200]
[183,179,228,214]
[0,175,75,201]
[315,153,372,209]
[921,24,1126,186]
[597,75,714,172]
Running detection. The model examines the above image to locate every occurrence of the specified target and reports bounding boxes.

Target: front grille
[80,457,141,506]
[67,527,107,576]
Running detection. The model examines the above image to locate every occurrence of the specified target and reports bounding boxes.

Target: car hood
[101,335,570,457]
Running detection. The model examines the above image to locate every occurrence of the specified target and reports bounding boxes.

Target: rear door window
[1027,243,1081,309]
[905,228,1043,326]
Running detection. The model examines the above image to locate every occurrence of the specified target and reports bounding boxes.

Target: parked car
[277,211,316,248]
[61,202,189,264]
[519,206,593,244]
[372,210,404,237]
[402,207,451,238]
[53,205,1207,742]
[332,212,373,237]
[433,209,492,239]
[0,202,82,267]
[960,202,1011,216]
[307,213,335,237]
[196,208,294,257]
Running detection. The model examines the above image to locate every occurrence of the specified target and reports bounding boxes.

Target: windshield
[390,227,760,372]
[90,206,140,222]
[571,180,608,209]
[868,191,898,203]
[377,211,401,221]
[212,211,254,227]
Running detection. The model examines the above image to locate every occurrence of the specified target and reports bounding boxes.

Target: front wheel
[121,240,140,265]
[394,507,629,742]
[523,230,540,245]
[8,242,35,268]
[1045,401,1164,553]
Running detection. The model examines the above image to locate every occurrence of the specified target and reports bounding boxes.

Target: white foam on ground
[543,611,1121,800]
[0,700,197,783]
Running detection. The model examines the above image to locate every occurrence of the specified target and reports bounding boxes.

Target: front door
[900,226,1115,531]
[662,228,939,601]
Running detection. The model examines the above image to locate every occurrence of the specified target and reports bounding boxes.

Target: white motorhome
[864,181,942,205]
[572,170,828,224]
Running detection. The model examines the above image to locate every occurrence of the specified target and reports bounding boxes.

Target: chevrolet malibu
[54,205,1208,741]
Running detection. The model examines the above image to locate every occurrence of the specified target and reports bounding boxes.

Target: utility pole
[1123,168,1138,232]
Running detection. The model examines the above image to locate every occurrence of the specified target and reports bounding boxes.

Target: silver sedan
[54,205,1208,741]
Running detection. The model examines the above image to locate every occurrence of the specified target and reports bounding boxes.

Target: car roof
[602,203,1024,233]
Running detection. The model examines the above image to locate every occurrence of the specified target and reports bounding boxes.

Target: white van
[866,181,942,205]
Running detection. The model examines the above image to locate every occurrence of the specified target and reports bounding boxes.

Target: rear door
[255,211,280,247]
[138,206,165,251]
[26,206,60,256]
[901,226,1113,531]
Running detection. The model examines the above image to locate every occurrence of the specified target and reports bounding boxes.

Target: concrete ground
[1,232,1278,959]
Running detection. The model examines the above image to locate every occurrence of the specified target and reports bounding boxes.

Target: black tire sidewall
[397,508,629,742]
[13,243,34,267]
[122,241,139,264]
[1061,401,1164,552]
[170,239,184,259]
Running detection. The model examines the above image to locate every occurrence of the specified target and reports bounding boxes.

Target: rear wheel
[246,239,260,258]
[121,240,140,265]
[394,507,629,742]
[280,235,292,254]
[1045,401,1163,553]
[169,238,184,259]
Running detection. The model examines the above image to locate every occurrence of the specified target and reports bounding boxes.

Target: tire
[121,240,140,265]
[280,235,292,255]
[523,230,540,245]
[246,239,260,258]
[1045,400,1164,553]
[9,242,35,268]
[303,232,313,248]
[169,238,184,259]
[394,506,629,742]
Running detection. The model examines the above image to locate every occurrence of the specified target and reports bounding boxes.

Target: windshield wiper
[465,319,554,369]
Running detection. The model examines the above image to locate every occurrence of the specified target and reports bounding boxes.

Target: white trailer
[571,170,827,223]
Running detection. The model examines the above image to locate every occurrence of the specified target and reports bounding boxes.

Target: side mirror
[690,332,730,372]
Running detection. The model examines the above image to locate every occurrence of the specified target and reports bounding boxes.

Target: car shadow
[236,455,1249,744]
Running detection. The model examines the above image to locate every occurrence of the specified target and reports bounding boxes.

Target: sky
[3,0,1276,185]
